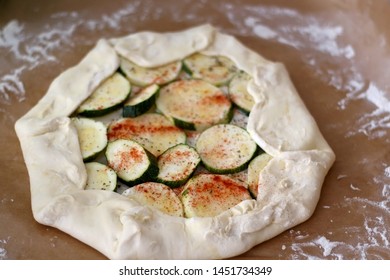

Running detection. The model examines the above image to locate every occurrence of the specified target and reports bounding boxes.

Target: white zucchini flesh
[76,72,131,116]
[183,53,237,86]
[156,80,232,131]
[84,162,117,191]
[105,139,158,184]
[107,113,186,157]
[157,144,201,188]
[228,71,255,114]
[72,118,108,161]
[120,57,182,87]
[122,182,184,217]
[180,174,251,218]
[196,124,257,174]
[247,153,273,198]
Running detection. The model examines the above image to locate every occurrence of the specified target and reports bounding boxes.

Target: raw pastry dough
[15,24,335,259]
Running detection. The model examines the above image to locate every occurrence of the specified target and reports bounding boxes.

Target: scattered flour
[385,166,390,178]
[0,2,140,106]
[0,238,10,260]
[221,3,389,141]
[289,166,390,259]
[228,15,390,258]
[223,9,390,256]
[337,174,348,180]
[0,248,7,259]
[2,2,389,138]
[350,184,361,191]
[0,20,76,104]
[314,236,344,257]
[343,83,390,139]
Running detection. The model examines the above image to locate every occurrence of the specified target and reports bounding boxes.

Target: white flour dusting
[0,248,6,259]
[0,237,10,259]
[295,24,355,59]
[350,184,361,191]
[0,20,76,104]
[384,165,390,175]
[244,17,279,40]
[289,165,390,259]
[0,66,26,104]
[222,3,389,141]
[220,3,390,259]
[0,3,140,106]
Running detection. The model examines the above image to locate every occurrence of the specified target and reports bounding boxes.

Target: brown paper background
[1,0,389,259]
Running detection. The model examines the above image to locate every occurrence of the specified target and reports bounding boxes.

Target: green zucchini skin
[119,57,182,87]
[156,144,201,188]
[71,117,108,162]
[79,102,125,118]
[156,80,232,132]
[195,124,257,174]
[107,113,187,157]
[126,148,159,187]
[172,117,196,131]
[247,153,272,199]
[123,84,159,118]
[77,72,131,117]
[122,95,155,118]
[69,50,272,219]
[182,53,237,86]
[124,153,159,187]
[228,71,255,116]
[105,139,159,187]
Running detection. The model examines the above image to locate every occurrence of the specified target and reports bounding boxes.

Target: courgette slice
[105,139,158,186]
[156,144,201,188]
[123,84,159,118]
[122,182,184,217]
[228,71,255,115]
[76,72,131,117]
[119,57,182,87]
[180,174,251,218]
[156,80,232,131]
[247,153,272,198]
[72,117,108,161]
[196,124,257,174]
[84,162,117,191]
[107,113,186,157]
[183,53,237,86]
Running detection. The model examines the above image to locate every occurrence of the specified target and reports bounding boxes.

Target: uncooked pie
[15,25,335,259]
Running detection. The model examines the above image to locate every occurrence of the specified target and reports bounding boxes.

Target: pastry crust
[15,24,335,259]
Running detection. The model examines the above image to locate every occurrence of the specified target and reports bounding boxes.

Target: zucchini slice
[122,182,184,217]
[119,57,182,87]
[228,71,255,115]
[156,144,201,188]
[196,124,257,174]
[183,53,237,86]
[105,139,158,186]
[180,174,251,218]
[72,117,108,161]
[107,113,186,157]
[84,162,117,191]
[247,153,272,198]
[156,80,232,131]
[123,84,159,118]
[76,72,131,117]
